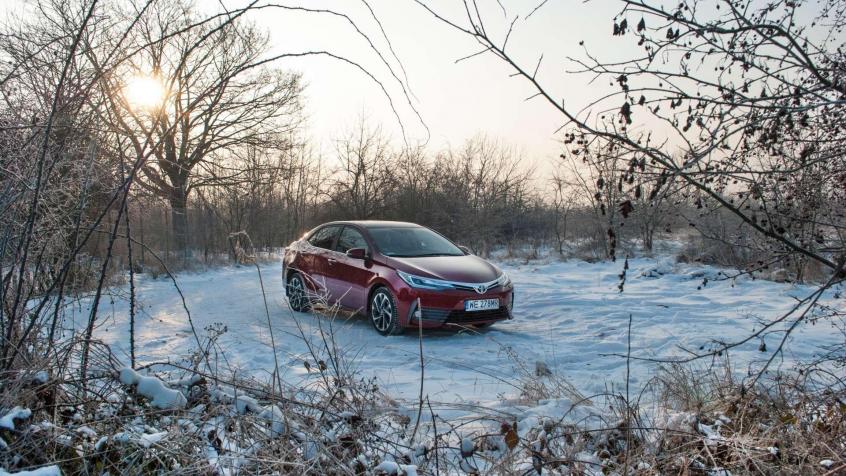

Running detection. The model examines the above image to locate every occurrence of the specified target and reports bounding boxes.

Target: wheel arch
[365,279,393,314]
[285,267,297,284]
[285,267,318,296]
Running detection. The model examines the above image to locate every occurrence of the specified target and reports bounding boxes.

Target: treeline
[120,131,559,265]
[117,122,695,270]
[112,119,821,279]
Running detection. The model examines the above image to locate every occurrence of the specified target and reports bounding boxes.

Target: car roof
[326,220,421,229]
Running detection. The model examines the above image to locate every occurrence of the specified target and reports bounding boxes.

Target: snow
[63,256,842,409]
[460,437,474,457]
[119,367,187,410]
[0,407,31,431]
[0,466,61,476]
[32,371,48,385]
[98,430,167,449]
[258,405,287,436]
[374,461,418,475]
[138,431,167,448]
[75,426,97,439]
[232,394,260,415]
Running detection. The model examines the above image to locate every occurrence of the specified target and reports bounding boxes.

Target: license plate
[464,298,499,312]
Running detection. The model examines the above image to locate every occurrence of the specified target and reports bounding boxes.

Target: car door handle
[327,258,337,265]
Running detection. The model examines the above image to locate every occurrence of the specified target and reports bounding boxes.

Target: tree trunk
[169,185,189,261]
[643,224,654,253]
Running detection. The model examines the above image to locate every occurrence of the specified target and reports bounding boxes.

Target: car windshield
[368,226,464,257]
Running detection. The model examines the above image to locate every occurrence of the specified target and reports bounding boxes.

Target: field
[70,254,841,413]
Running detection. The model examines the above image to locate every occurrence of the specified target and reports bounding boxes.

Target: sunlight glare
[124,74,165,110]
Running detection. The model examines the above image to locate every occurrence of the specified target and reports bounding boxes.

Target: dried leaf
[504,425,519,450]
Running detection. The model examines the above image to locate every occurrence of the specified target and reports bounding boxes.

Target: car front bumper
[396,286,514,328]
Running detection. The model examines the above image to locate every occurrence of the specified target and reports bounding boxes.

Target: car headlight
[496,271,511,288]
[397,270,454,290]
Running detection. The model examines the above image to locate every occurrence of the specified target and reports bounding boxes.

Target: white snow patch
[697,422,725,445]
[460,437,474,457]
[139,431,167,448]
[32,371,48,385]
[0,407,31,431]
[374,460,418,475]
[75,426,97,439]
[0,466,61,476]
[119,368,186,410]
[258,405,286,436]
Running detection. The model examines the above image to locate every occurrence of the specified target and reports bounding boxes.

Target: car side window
[308,226,340,250]
[336,226,368,253]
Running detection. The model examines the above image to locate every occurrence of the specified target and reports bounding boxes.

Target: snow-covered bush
[1,323,842,475]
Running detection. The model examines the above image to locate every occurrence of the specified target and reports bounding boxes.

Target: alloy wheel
[371,292,393,332]
[288,274,308,311]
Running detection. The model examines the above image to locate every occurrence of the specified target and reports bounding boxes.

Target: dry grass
[1,335,844,475]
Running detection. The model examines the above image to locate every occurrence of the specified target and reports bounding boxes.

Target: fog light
[414,297,422,319]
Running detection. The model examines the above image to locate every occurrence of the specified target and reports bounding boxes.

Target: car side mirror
[346,247,367,260]
[458,245,472,255]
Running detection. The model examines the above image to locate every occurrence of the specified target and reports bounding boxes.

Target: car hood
[385,254,501,283]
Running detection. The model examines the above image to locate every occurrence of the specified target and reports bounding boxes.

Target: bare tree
[438,136,534,255]
[416,0,846,368]
[326,120,395,219]
[0,0,419,371]
[416,0,845,273]
[561,139,630,259]
[550,170,579,256]
[97,0,303,255]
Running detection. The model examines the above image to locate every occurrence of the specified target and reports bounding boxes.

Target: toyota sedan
[282,221,514,335]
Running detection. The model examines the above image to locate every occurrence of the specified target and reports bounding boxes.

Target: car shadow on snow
[294,304,508,339]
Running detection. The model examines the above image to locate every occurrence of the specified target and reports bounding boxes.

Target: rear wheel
[287,272,311,312]
[370,287,403,336]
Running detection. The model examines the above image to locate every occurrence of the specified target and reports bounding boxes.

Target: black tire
[473,322,495,329]
[287,272,311,312]
[369,287,404,336]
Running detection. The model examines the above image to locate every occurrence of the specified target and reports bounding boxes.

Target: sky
[212,0,629,176]
[0,0,632,177]
[3,0,835,178]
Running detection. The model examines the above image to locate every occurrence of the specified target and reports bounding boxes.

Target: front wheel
[287,272,311,312]
[369,287,404,336]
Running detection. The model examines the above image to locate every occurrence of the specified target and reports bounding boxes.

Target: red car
[282,221,514,335]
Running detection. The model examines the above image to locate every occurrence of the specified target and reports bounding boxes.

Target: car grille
[413,306,510,325]
[419,308,451,322]
[451,283,503,293]
[443,307,510,324]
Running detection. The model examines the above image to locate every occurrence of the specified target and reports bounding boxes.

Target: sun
[124,74,165,110]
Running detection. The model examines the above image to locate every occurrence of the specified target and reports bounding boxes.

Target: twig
[410,297,425,443]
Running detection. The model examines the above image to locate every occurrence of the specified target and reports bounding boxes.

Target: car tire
[473,322,494,329]
[369,287,404,336]
[287,272,311,312]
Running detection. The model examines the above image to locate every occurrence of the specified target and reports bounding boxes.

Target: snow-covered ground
[66,256,843,408]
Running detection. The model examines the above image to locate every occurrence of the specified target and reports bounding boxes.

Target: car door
[328,225,374,311]
[304,225,342,300]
